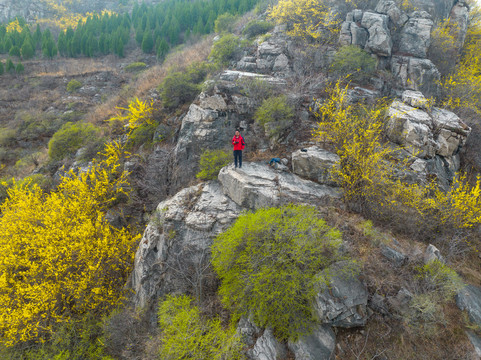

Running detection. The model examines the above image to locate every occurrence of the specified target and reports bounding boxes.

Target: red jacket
[232,135,245,151]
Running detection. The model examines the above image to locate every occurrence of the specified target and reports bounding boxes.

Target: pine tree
[6,58,15,73]
[135,24,144,45]
[15,62,24,74]
[20,37,34,59]
[157,37,169,60]
[57,31,67,56]
[9,45,20,57]
[33,24,41,46]
[141,29,154,53]
[0,61,4,75]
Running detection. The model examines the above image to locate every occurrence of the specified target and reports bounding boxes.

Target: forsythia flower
[0,142,139,346]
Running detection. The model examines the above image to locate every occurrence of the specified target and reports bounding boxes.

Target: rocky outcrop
[291,146,340,185]
[398,12,433,58]
[339,0,466,97]
[390,56,440,98]
[131,182,241,308]
[248,329,288,360]
[218,163,340,210]
[457,285,481,326]
[288,325,336,360]
[313,261,369,328]
[173,70,286,190]
[386,90,471,187]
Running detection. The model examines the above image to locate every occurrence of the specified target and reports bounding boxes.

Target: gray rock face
[361,12,393,56]
[457,285,481,326]
[218,162,341,210]
[424,244,444,264]
[375,0,408,27]
[387,91,470,158]
[398,14,433,58]
[288,325,336,360]
[386,91,470,185]
[410,0,456,21]
[391,56,440,98]
[381,245,407,266]
[449,2,469,52]
[238,317,262,347]
[313,261,369,328]
[466,331,481,357]
[291,146,340,185]
[131,182,241,308]
[248,329,287,360]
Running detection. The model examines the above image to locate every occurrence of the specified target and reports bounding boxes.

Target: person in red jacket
[232,130,245,168]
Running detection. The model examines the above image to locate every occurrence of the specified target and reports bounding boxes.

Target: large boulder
[449,2,469,52]
[361,12,393,56]
[375,0,408,27]
[387,91,470,160]
[398,12,433,58]
[291,146,340,185]
[247,328,288,360]
[218,162,341,210]
[456,285,481,326]
[391,56,440,98]
[131,182,241,308]
[288,325,336,360]
[313,261,369,328]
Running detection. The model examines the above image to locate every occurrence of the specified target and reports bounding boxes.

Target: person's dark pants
[234,150,242,168]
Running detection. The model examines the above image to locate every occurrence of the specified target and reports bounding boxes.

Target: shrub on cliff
[212,205,343,340]
[331,45,376,83]
[196,149,231,180]
[157,295,244,359]
[255,95,294,139]
[209,34,241,66]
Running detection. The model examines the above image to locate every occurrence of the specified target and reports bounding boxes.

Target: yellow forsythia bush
[0,142,140,346]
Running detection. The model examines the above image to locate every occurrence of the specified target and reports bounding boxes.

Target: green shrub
[254,95,294,138]
[66,79,83,92]
[125,61,147,72]
[48,122,102,161]
[209,34,241,66]
[196,149,231,180]
[416,260,464,300]
[242,20,274,38]
[15,62,24,74]
[330,45,376,82]
[212,205,343,340]
[5,58,15,73]
[214,13,238,33]
[237,76,279,100]
[158,295,244,360]
[159,62,215,109]
[126,123,158,149]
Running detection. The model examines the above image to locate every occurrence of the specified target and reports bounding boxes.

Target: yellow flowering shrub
[108,97,155,134]
[267,0,341,42]
[0,142,140,346]
[313,80,481,231]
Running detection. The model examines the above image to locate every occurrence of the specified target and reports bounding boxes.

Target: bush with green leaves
[66,79,83,92]
[416,259,464,300]
[159,62,215,109]
[125,62,147,72]
[212,205,343,340]
[48,122,102,161]
[196,149,231,180]
[254,95,294,139]
[242,20,274,38]
[158,294,244,360]
[126,123,158,149]
[214,13,237,33]
[210,34,241,66]
[330,45,376,82]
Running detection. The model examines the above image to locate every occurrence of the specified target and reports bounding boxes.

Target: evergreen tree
[15,62,24,74]
[20,37,34,59]
[4,37,12,53]
[9,46,20,57]
[33,24,41,46]
[141,29,154,53]
[135,24,144,45]
[6,58,15,73]
[0,61,4,75]
[88,35,99,57]
[157,37,169,60]
[57,31,67,56]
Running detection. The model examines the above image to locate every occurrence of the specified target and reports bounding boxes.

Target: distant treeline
[0,0,258,60]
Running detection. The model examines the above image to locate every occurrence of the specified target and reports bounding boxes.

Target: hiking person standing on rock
[232,129,245,168]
